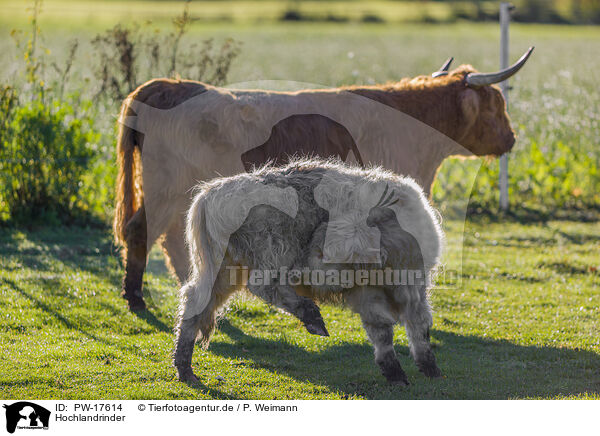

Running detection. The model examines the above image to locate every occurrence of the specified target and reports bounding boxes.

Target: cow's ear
[460,88,480,123]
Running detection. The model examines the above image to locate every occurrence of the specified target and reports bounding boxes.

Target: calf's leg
[174,311,205,383]
[402,296,442,378]
[174,271,237,383]
[247,283,328,337]
[346,288,409,385]
[363,321,409,385]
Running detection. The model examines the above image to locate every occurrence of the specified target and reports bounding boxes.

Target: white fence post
[499,2,512,211]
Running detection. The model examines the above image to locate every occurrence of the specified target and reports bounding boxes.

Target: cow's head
[432,47,534,157]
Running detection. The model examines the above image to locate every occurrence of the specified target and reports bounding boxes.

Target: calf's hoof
[304,320,329,337]
[388,376,410,387]
[384,369,410,386]
[384,368,410,386]
[416,349,442,378]
[418,362,443,378]
[177,367,200,384]
[378,355,409,386]
[300,300,329,336]
[122,289,146,311]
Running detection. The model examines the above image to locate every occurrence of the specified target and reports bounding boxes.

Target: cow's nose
[505,134,516,152]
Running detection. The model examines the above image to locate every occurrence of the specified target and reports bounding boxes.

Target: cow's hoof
[122,290,146,311]
[127,298,146,311]
[177,367,199,384]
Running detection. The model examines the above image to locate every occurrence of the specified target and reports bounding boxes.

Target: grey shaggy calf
[174,158,444,385]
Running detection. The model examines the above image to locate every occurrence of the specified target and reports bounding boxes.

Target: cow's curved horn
[466,47,534,87]
[432,57,454,77]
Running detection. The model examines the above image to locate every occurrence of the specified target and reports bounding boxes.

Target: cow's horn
[466,47,534,87]
[432,57,454,77]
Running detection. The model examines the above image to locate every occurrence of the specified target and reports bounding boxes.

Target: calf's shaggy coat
[174,159,444,385]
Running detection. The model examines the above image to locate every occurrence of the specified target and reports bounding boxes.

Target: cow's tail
[113,96,143,257]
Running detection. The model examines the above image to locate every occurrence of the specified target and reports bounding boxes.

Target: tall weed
[1,0,241,226]
[91,0,241,102]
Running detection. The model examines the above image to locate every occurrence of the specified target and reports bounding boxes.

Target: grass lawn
[1,218,598,400]
[0,1,598,400]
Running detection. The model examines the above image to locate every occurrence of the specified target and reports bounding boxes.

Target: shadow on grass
[212,319,391,399]
[1,226,175,336]
[0,226,122,281]
[132,309,171,333]
[2,279,237,400]
[0,225,173,308]
[208,319,600,399]
[2,277,167,361]
[179,379,240,400]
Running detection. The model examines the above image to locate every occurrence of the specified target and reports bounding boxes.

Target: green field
[2,11,599,218]
[1,220,598,399]
[0,1,599,399]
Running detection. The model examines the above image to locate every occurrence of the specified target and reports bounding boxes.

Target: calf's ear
[460,88,480,124]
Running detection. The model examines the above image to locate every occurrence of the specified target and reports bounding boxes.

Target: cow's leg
[346,287,409,385]
[174,268,237,383]
[402,297,442,378]
[161,216,190,284]
[121,205,148,311]
[247,282,328,337]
